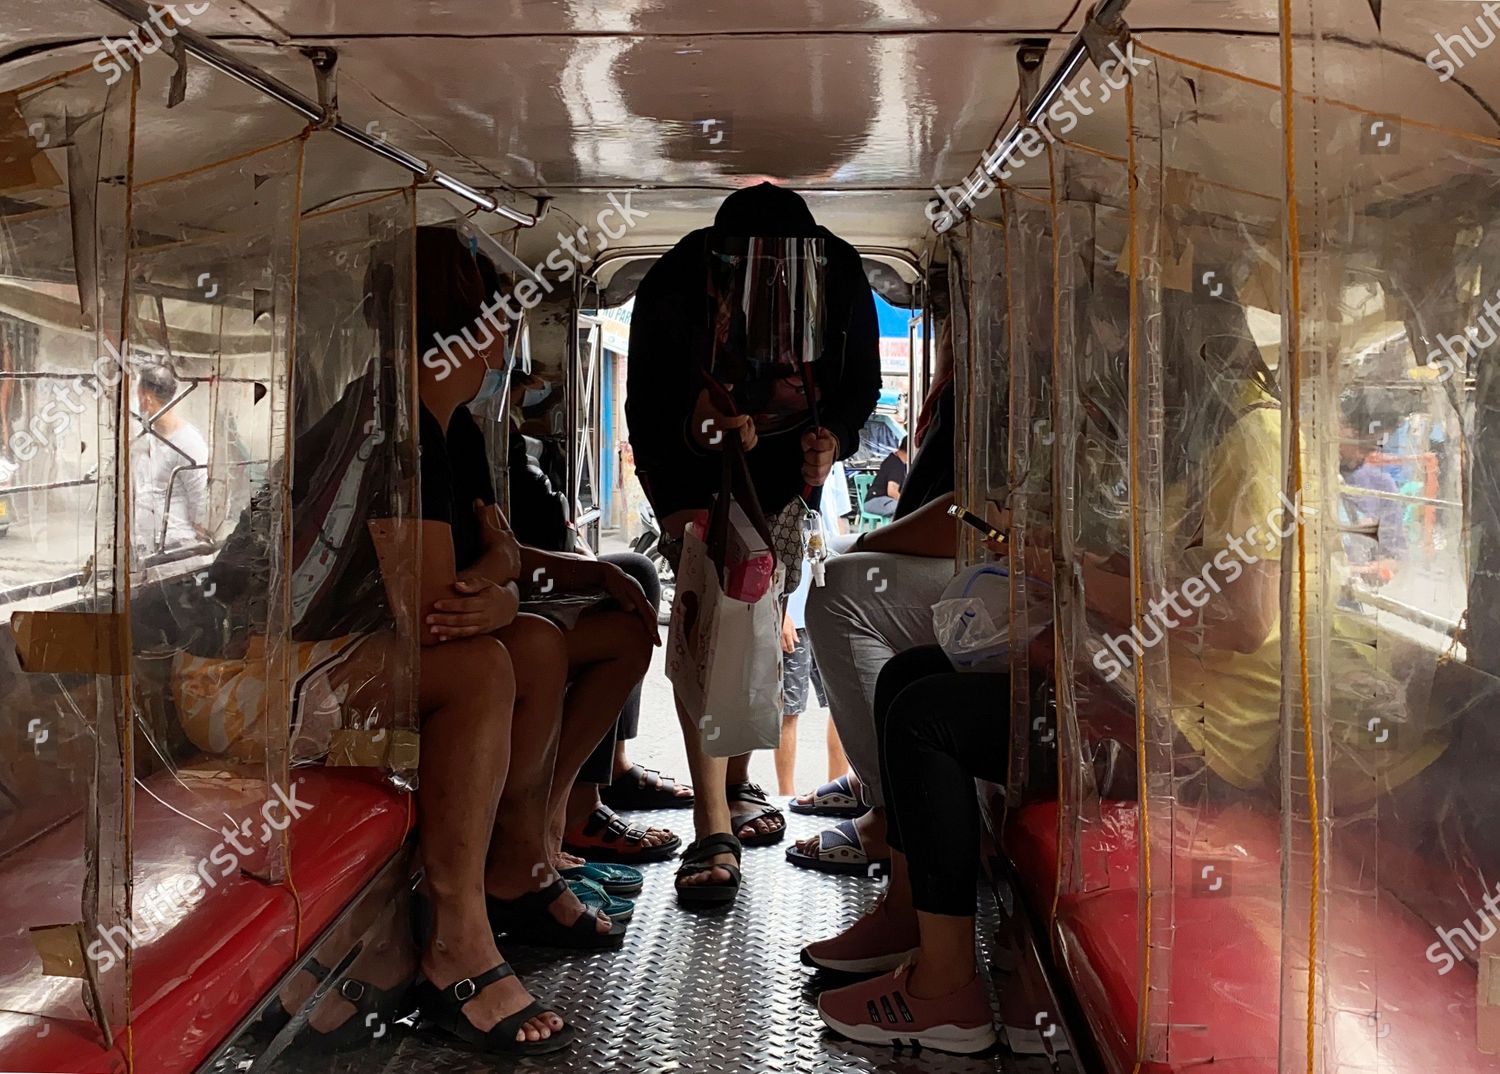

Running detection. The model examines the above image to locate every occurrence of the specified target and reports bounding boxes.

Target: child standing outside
[774,459,850,793]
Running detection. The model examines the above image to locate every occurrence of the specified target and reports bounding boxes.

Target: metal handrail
[930,0,1131,232]
[154,457,260,553]
[88,0,541,226]
[2,477,97,496]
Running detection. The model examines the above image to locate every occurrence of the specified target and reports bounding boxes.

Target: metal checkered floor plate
[264,810,1050,1074]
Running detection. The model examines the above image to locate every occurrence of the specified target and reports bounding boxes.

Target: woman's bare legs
[547,609,671,857]
[483,615,609,934]
[671,693,735,885]
[414,636,563,1041]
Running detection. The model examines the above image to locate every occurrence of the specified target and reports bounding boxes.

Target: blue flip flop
[560,861,644,896]
[567,877,635,922]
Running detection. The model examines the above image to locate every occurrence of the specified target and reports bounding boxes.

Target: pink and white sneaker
[800,900,920,975]
[817,963,997,1055]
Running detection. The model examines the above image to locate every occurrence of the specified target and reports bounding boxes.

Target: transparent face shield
[705,235,828,433]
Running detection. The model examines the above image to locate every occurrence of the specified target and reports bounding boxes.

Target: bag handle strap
[705,437,776,571]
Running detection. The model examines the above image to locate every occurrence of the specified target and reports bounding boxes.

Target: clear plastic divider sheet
[1049,141,1136,904]
[292,168,420,782]
[124,131,305,1042]
[1003,189,1056,808]
[1283,4,1500,1071]
[0,61,133,1060]
[1129,53,1289,1069]
[959,216,1007,570]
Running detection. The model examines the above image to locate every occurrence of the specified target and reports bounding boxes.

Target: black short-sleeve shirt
[873,451,908,499]
[418,403,497,574]
[894,381,955,520]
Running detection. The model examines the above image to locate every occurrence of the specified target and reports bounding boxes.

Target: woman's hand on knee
[426,574,520,641]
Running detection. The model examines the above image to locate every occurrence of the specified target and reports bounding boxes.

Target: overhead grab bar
[929,0,1131,233]
[88,0,542,226]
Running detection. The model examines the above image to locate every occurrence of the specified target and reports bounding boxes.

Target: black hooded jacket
[625,183,881,517]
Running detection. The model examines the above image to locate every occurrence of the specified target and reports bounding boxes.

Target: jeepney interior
[2,1,1499,1072]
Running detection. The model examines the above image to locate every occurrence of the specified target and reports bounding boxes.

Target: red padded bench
[1006,800,1498,1073]
[0,767,410,1074]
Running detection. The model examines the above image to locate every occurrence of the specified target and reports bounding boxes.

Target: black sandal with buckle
[675,832,744,907]
[487,878,627,950]
[412,962,574,1056]
[601,764,696,811]
[727,782,787,847]
[250,956,409,1054]
[562,804,682,864]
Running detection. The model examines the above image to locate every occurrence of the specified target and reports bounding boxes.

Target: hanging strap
[705,437,775,580]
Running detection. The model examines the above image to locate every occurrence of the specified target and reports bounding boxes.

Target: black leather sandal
[411,962,573,1056]
[562,804,682,863]
[486,878,627,950]
[675,832,744,907]
[728,782,787,847]
[250,957,409,1053]
[601,764,696,810]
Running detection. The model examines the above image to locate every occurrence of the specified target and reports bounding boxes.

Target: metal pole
[88,0,540,227]
[931,0,1130,232]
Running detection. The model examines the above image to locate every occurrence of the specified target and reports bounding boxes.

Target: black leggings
[875,645,1010,918]
[578,551,661,785]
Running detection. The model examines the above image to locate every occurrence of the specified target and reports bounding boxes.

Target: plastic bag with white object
[932,563,1052,672]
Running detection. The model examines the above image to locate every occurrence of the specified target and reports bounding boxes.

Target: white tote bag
[665,444,785,757]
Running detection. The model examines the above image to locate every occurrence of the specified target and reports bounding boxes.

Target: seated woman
[199,227,656,1054]
[799,292,1298,1050]
[396,228,661,953]
[805,287,1477,1042]
[504,374,689,871]
[788,322,958,876]
[805,643,1005,1054]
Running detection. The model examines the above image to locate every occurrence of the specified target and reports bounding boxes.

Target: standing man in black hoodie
[626,182,880,905]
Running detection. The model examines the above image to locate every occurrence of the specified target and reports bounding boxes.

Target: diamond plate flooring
[260,810,1059,1074]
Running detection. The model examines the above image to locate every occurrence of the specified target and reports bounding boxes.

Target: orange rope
[1124,78,1154,1074]
[1139,40,1500,150]
[9,60,100,100]
[1274,5,1322,1071]
[1055,137,1129,165]
[284,135,310,958]
[1044,143,1067,935]
[302,188,410,221]
[1136,43,1281,93]
[134,132,306,190]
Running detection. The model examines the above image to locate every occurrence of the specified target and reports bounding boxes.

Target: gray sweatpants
[804,551,954,808]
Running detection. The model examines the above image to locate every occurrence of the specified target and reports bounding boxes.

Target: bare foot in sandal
[562,803,681,863]
[728,782,787,845]
[421,921,563,1044]
[676,833,743,904]
[486,870,616,937]
[792,806,888,862]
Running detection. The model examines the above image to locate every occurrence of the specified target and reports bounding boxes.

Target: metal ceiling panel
[3,0,1496,258]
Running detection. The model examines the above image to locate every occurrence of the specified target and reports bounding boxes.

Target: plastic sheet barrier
[0,50,420,1074]
[973,16,1500,1074]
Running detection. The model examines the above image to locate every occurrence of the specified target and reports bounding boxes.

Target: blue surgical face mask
[473,367,508,404]
[522,386,550,408]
